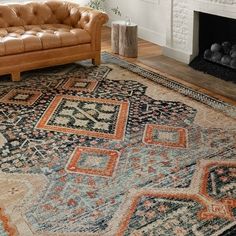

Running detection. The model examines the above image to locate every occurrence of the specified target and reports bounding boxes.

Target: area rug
[0,52,235,236]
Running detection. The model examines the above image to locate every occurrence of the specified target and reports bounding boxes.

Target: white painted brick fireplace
[163,0,236,64]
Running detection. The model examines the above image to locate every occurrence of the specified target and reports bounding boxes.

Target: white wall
[105,0,166,46]
[0,0,166,46]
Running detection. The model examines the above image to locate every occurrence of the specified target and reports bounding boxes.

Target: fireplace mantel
[163,0,236,63]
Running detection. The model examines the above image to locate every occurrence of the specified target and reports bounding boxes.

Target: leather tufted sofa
[0,0,108,81]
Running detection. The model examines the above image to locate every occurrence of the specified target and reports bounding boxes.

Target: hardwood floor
[101,27,236,105]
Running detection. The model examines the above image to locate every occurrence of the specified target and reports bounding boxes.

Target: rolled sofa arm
[78,7,109,32]
[64,2,108,51]
[75,7,109,50]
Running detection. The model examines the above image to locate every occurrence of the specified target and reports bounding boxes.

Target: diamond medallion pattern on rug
[63,77,98,92]
[0,89,42,106]
[66,147,120,177]
[117,160,236,236]
[36,95,129,140]
[143,124,188,148]
[198,161,236,221]
[116,192,205,236]
[0,54,235,236]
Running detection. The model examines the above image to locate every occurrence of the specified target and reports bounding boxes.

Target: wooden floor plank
[101,27,236,105]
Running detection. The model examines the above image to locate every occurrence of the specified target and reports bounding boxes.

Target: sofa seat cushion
[0,24,91,56]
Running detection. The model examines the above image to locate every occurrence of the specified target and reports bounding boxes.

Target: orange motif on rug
[63,77,98,92]
[143,124,187,148]
[0,89,42,106]
[36,95,129,140]
[0,207,18,236]
[66,147,120,177]
[115,160,236,236]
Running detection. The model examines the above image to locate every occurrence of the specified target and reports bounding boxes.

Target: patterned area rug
[0,52,235,236]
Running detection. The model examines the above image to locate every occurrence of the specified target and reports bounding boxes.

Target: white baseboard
[138,25,165,46]
[162,46,192,64]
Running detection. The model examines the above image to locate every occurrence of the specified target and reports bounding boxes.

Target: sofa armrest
[74,7,109,50]
[78,7,109,31]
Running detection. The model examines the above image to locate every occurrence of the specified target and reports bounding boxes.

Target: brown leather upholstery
[0,0,108,81]
[0,24,91,55]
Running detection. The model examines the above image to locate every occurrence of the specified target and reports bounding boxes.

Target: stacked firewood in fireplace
[204,42,236,70]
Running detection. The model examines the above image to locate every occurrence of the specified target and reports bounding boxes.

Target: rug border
[101,52,236,119]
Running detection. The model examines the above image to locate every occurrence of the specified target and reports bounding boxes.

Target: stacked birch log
[111,21,138,58]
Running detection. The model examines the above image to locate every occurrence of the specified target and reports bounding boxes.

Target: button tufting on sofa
[0,1,108,81]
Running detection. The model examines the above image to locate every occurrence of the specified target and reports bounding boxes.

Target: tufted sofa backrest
[0,1,89,28]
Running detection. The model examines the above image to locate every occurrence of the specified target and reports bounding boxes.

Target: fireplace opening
[189,12,236,83]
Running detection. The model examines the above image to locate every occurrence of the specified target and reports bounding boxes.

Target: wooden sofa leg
[11,72,21,82]
[92,53,101,66]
